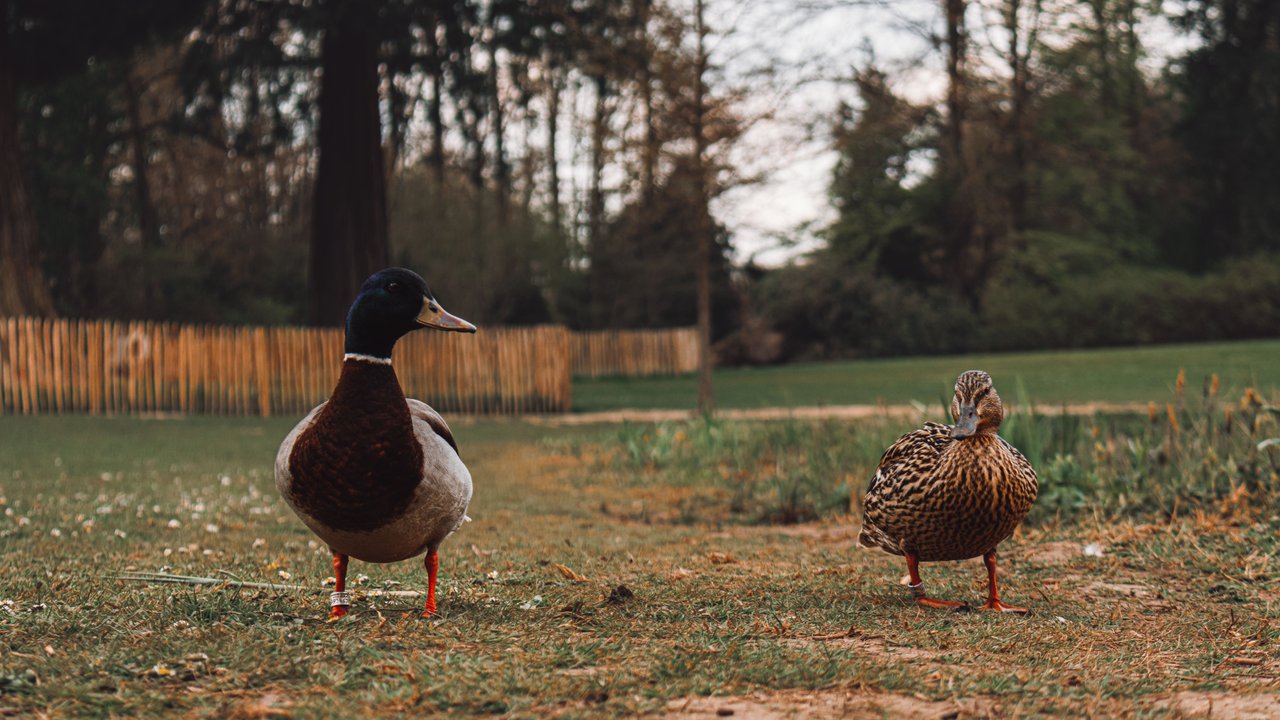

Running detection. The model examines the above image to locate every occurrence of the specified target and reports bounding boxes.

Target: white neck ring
[343,353,392,366]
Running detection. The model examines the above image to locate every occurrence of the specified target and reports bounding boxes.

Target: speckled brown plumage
[859,370,1038,611]
[286,361,426,533]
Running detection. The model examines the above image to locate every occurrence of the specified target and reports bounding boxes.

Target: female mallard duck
[859,370,1038,613]
[275,268,476,620]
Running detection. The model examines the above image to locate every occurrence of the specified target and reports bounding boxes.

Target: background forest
[2,0,1278,361]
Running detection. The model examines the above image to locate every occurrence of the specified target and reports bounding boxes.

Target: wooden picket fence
[0,317,572,416]
[570,327,699,378]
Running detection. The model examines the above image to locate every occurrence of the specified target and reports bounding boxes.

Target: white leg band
[907,581,926,599]
[330,591,352,608]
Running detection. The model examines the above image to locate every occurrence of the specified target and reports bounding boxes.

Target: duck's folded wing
[865,422,951,498]
[274,402,327,488]
[406,399,459,456]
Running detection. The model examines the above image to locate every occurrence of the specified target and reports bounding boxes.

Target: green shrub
[558,377,1280,526]
[759,247,1280,361]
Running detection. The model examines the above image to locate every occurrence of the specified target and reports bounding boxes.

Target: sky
[713,0,944,266]
[712,0,1195,266]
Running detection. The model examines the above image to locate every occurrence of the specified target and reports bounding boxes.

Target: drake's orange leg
[421,548,439,617]
[982,551,1027,614]
[906,553,966,610]
[328,551,351,620]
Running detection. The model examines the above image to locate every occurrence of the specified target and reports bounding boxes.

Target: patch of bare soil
[1160,692,1280,719]
[664,689,998,719]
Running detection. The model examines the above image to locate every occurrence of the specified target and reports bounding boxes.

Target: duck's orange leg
[906,553,966,610]
[421,548,439,617]
[982,551,1027,614]
[328,550,351,620]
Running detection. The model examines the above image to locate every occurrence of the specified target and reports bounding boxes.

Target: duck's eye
[387,281,402,294]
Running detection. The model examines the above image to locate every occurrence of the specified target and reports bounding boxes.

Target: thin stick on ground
[112,571,425,597]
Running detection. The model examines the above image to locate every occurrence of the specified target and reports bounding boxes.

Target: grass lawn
[572,339,1280,412]
[2,414,1279,717]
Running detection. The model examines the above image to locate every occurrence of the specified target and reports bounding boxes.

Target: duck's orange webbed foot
[915,594,969,611]
[982,598,1027,614]
[904,554,967,611]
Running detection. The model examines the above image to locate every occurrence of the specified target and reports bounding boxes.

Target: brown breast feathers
[287,362,425,532]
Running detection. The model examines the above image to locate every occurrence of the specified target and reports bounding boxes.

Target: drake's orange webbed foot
[916,596,969,611]
[982,598,1027,614]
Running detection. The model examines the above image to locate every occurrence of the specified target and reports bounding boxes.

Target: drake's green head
[345,267,476,359]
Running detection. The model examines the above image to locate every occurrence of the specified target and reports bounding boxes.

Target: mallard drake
[275,268,477,620]
[859,370,1038,612]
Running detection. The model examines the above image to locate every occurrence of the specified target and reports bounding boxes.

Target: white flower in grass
[204,524,219,534]
[278,570,292,581]
[166,519,181,529]
[252,538,266,548]
[49,528,62,538]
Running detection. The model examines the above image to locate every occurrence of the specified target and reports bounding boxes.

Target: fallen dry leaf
[552,563,588,582]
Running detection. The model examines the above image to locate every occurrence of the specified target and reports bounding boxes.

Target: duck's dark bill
[416,298,478,333]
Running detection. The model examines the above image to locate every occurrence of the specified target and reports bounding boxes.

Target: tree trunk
[488,17,509,222]
[588,74,607,254]
[428,39,446,185]
[693,0,714,414]
[943,0,967,175]
[587,73,608,326]
[125,71,161,314]
[1005,0,1029,234]
[546,63,562,239]
[637,0,657,207]
[1122,0,1141,136]
[942,0,978,304]
[308,0,389,326]
[0,0,57,318]
[1091,0,1114,110]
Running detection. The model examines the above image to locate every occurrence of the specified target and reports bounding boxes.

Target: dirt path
[522,401,1151,425]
